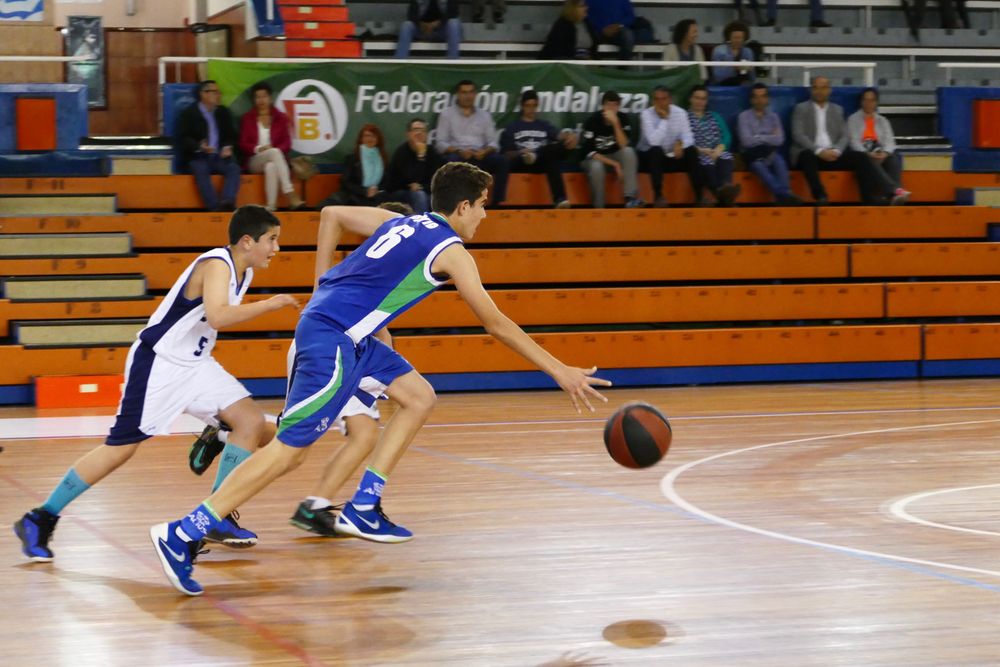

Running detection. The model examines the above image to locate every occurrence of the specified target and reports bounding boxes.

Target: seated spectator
[434,80,508,205]
[472,0,505,23]
[848,88,911,205]
[903,0,969,39]
[662,19,707,82]
[326,124,392,207]
[636,86,700,207]
[540,0,597,60]
[735,0,830,28]
[500,90,576,209]
[791,76,887,204]
[710,21,755,86]
[395,0,461,59]
[586,0,655,61]
[385,117,444,213]
[738,83,802,205]
[581,90,642,208]
[173,80,241,211]
[687,86,741,206]
[238,82,304,212]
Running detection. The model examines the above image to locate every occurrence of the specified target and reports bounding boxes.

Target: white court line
[889,484,1000,538]
[661,417,1000,579]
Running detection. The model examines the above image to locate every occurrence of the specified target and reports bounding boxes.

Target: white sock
[218,429,229,444]
[307,496,333,511]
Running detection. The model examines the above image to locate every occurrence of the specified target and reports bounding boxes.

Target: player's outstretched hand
[554,365,612,414]
[266,294,301,311]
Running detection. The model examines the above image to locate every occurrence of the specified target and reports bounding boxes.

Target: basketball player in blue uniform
[151,162,611,595]
[13,206,299,562]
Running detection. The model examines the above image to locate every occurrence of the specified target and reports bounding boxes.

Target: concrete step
[15,318,144,347]
[957,188,1000,207]
[902,153,954,171]
[3,274,146,300]
[0,232,132,258]
[0,195,117,216]
[110,156,172,176]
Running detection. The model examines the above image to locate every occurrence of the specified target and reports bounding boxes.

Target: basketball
[603,402,672,468]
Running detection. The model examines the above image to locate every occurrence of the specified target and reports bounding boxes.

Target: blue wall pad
[162,83,199,138]
[0,84,88,151]
[250,0,285,36]
[0,152,109,176]
[922,359,1000,378]
[243,377,290,397]
[937,86,1000,173]
[0,384,33,405]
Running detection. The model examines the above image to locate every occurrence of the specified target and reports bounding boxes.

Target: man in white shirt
[790,76,882,204]
[636,86,702,207]
[435,79,508,205]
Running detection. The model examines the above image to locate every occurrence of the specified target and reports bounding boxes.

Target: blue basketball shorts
[276,315,413,448]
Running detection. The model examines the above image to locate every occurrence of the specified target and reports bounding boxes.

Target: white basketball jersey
[137,248,252,366]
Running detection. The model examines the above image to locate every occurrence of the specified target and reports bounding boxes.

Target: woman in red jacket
[239,82,305,211]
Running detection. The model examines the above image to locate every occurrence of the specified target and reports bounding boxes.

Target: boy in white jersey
[13,206,298,562]
[151,163,611,596]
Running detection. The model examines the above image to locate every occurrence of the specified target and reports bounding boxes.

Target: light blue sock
[41,468,90,515]
[351,467,387,508]
[211,442,253,493]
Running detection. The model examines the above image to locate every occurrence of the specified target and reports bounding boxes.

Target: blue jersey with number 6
[303,212,463,342]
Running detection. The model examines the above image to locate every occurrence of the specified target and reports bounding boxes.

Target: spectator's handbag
[290,155,318,181]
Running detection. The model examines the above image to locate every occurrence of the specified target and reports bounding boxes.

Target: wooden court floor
[3,378,1000,666]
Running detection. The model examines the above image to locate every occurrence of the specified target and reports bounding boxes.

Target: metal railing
[939,61,1000,83]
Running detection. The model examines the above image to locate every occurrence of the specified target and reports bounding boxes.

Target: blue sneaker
[13,508,59,562]
[150,521,203,596]
[334,502,413,543]
[203,510,257,548]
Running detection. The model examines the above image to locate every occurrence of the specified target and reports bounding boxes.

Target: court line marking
[4,404,1000,441]
[889,484,1000,538]
[660,417,1000,580]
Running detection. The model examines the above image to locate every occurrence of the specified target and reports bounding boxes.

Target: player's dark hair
[430,162,493,215]
[228,204,281,244]
[378,201,415,216]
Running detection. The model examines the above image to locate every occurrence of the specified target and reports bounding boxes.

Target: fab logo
[276,79,349,155]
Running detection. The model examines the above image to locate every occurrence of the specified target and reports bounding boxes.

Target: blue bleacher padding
[250,0,285,37]
[938,86,1000,172]
[0,151,110,177]
[0,84,89,152]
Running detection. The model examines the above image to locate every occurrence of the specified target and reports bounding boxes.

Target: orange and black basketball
[603,402,672,468]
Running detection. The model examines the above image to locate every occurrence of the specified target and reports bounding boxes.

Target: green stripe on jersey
[375,260,436,315]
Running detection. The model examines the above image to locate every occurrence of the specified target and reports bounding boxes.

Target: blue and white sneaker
[203,510,257,548]
[13,508,59,562]
[334,501,413,543]
[150,521,203,596]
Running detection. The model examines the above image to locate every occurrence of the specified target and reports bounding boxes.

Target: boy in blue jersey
[150,162,612,596]
[13,206,299,563]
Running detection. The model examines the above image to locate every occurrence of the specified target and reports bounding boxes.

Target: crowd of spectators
[173,74,911,211]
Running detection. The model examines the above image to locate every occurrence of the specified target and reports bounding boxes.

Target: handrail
[939,61,1000,82]
[158,56,877,87]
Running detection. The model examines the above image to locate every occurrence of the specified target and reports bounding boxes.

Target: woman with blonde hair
[239,81,305,211]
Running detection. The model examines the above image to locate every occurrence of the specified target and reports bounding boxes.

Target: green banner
[207,59,701,164]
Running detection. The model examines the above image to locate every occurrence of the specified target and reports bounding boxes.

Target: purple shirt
[738,108,784,148]
[199,102,219,151]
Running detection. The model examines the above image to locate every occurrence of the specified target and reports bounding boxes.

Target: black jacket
[173,103,238,166]
[540,17,598,60]
[385,142,444,193]
[339,152,390,204]
[407,0,459,22]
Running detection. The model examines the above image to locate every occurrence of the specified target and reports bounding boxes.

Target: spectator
[540,0,598,60]
[385,117,443,213]
[738,83,802,205]
[581,90,642,208]
[847,88,911,205]
[637,86,700,208]
[791,76,886,204]
[501,90,576,209]
[238,82,304,212]
[586,0,655,61]
[663,19,708,82]
[326,124,391,207]
[687,86,741,206]
[710,21,755,86]
[395,0,461,59]
[903,0,969,39]
[173,80,241,211]
[435,79,508,205]
[472,0,505,23]
[735,0,830,28]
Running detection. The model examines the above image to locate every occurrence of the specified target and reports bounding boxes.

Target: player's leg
[291,412,379,537]
[335,368,436,543]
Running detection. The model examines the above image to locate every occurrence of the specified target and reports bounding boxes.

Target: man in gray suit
[791,76,882,204]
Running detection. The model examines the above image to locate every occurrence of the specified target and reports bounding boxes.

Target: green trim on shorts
[277,347,344,434]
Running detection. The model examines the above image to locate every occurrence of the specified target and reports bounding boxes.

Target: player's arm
[201,259,298,329]
[432,244,611,413]
[314,205,397,287]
